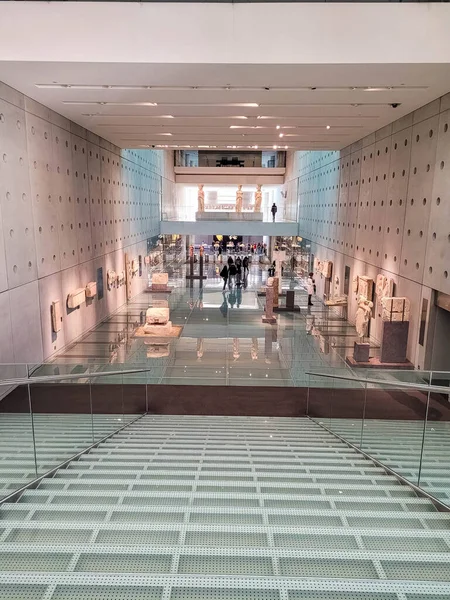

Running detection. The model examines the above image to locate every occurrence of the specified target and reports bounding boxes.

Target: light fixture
[284,145,288,149]
[254,145,258,149]
[273,145,277,150]
[326,125,331,130]
[276,125,281,130]
[279,133,284,138]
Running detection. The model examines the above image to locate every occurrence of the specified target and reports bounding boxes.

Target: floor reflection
[45,257,379,386]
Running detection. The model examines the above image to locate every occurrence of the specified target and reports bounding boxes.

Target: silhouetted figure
[271,203,278,222]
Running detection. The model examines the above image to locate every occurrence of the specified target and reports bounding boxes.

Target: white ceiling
[1,61,450,151]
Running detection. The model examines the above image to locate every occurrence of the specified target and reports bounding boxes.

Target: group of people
[216,241,267,256]
[220,256,249,290]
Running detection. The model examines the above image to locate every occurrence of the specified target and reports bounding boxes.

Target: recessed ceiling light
[326,125,331,130]
[284,145,288,149]
[279,133,284,138]
[273,145,277,150]
[276,125,281,130]
[254,145,258,149]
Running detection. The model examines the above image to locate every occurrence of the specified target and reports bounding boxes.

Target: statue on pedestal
[254,184,262,212]
[197,184,205,212]
[236,185,243,213]
[355,295,373,338]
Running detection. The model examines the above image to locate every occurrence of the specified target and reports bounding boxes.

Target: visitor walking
[229,261,237,287]
[271,202,278,222]
[227,255,234,267]
[220,264,229,291]
[236,261,242,287]
[243,256,249,276]
[307,272,315,306]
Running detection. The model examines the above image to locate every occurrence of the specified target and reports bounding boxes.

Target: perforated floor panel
[1,415,450,600]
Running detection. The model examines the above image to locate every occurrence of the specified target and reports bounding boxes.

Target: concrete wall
[0,82,173,364]
[286,94,450,369]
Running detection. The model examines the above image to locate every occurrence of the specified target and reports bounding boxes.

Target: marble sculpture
[355,295,373,338]
[254,184,262,212]
[236,185,243,213]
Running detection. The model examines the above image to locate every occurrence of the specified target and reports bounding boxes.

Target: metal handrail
[0,366,151,387]
[306,371,450,395]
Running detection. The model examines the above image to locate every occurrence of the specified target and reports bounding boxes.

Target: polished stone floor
[44,258,380,387]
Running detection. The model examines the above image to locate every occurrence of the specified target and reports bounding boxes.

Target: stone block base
[262,315,277,324]
[146,286,172,294]
[353,342,370,362]
[143,321,173,335]
[345,356,414,370]
[381,321,409,363]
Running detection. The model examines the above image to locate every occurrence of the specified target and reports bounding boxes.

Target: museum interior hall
[1,2,450,599]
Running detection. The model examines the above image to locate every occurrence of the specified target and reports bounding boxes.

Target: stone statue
[355,295,373,338]
[233,338,240,360]
[197,338,204,359]
[254,184,262,212]
[236,185,243,213]
[197,184,205,212]
[251,338,258,361]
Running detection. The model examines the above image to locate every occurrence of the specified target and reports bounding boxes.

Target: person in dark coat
[220,264,229,290]
[271,203,278,222]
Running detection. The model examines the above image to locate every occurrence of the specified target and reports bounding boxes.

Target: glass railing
[0,366,152,503]
[307,371,450,509]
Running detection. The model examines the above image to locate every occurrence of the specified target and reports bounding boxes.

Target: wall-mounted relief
[107,270,117,290]
[358,276,374,302]
[125,253,133,301]
[321,260,332,279]
[67,288,86,309]
[85,281,97,299]
[51,300,62,333]
[376,274,394,317]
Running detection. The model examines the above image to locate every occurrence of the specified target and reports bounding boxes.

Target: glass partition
[307,371,450,508]
[174,150,286,168]
[0,366,151,502]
